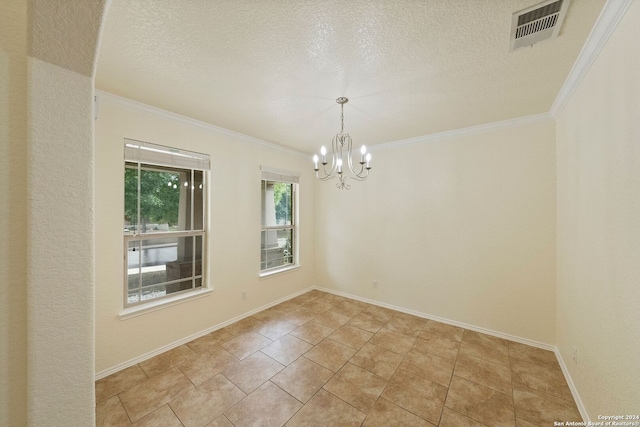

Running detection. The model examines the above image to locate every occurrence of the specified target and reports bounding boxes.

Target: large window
[261,167,299,274]
[124,139,209,307]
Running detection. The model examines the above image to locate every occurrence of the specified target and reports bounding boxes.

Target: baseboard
[313,286,555,351]
[95,286,314,380]
[555,348,590,422]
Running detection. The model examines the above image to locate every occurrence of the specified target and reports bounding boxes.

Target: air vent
[509,0,571,51]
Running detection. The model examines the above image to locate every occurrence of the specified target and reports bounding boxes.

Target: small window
[124,139,209,307]
[261,167,299,274]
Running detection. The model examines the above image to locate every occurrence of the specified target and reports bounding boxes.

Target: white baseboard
[313,286,555,351]
[95,286,314,380]
[555,348,589,422]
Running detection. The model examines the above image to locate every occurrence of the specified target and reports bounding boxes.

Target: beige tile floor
[96,290,581,427]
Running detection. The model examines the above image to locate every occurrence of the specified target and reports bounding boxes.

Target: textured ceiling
[96,0,606,153]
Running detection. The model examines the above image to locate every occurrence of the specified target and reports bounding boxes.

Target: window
[261,167,299,274]
[124,139,209,307]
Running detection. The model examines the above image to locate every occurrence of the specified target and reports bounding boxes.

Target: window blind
[260,166,299,183]
[125,138,210,170]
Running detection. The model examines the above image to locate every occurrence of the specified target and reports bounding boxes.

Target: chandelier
[313,97,372,190]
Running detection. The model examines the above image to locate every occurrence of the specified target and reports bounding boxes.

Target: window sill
[259,264,301,279]
[119,288,213,320]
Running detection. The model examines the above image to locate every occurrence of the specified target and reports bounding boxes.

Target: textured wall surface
[29,0,108,77]
[556,0,640,416]
[27,57,96,426]
[0,1,28,426]
[316,118,557,344]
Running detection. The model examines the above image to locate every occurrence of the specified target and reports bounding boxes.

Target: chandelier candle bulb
[360,145,366,163]
[320,146,327,164]
[366,153,372,169]
[337,158,343,173]
[313,155,319,171]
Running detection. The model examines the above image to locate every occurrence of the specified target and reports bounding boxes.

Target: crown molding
[95,90,309,158]
[98,88,553,154]
[371,113,553,152]
[550,0,634,117]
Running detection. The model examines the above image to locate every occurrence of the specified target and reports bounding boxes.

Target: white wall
[315,118,557,344]
[556,0,640,416]
[94,95,317,373]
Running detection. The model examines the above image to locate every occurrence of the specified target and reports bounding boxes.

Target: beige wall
[94,95,317,373]
[0,1,28,425]
[556,0,640,416]
[315,118,557,344]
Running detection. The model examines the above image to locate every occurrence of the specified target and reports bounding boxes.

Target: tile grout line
[437,330,461,427]
[117,394,134,426]
[509,342,517,425]
[263,378,303,426]
[166,404,185,427]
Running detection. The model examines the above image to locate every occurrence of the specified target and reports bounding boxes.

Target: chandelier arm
[315,152,337,180]
[315,170,335,181]
[314,161,329,180]
[318,137,338,179]
[322,160,334,177]
[346,135,359,176]
[353,165,367,178]
[356,160,373,178]
[335,133,345,176]
[333,134,340,168]
[346,136,371,180]
[349,170,369,181]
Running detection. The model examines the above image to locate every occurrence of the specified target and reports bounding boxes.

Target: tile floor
[96,290,581,426]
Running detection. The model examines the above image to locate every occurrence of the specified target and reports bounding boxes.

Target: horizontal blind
[125,138,210,170]
[260,166,299,183]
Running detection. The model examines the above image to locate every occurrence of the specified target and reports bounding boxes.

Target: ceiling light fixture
[313,97,372,190]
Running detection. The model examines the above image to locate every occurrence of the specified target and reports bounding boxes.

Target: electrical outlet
[241,290,247,300]
[373,280,378,289]
[572,346,578,364]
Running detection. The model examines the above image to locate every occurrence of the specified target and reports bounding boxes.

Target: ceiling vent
[509,0,571,51]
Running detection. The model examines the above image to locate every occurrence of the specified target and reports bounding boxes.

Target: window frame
[123,139,210,308]
[260,166,300,276]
